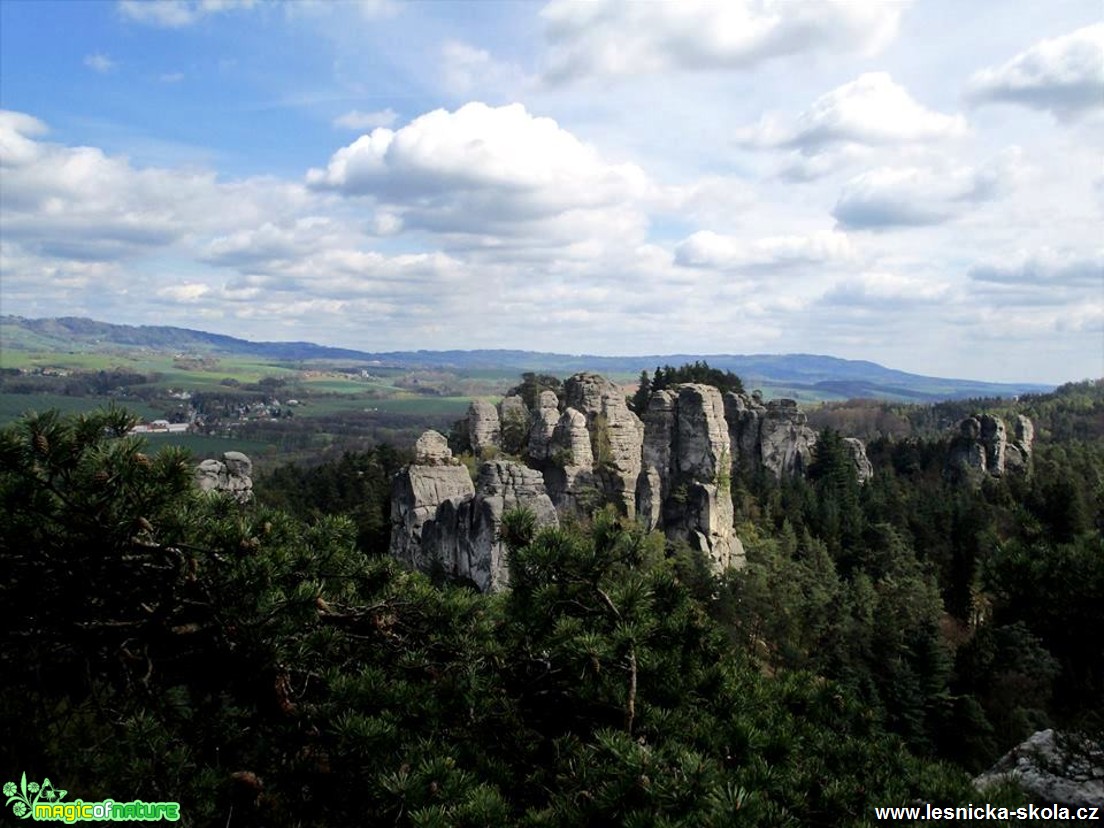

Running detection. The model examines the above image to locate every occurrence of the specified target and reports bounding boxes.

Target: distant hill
[0,315,1054,402]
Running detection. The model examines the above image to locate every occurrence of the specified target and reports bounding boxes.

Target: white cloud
[968,248,1104,287]
[117,0,257,28]
[84,53,117,74]
[736,72,967,153]
[820,271,951,307]
[832,150,1023,229]
[675,230,857,270]
[307,102,650,240]
[539,0,907,83]
[333,108,397,131]
[441,41,526,97]
[159,72,185,83]
[967,23,1104,120]
[158,282,211,302]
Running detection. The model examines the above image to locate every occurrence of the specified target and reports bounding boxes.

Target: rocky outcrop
[543,407,596,514]
[195,451,253,502]
[843,437,874,484]
[389,431,476,573]
[420,460,559,592]
[947,413,1034,482]
[526,390,560,466]
[465,400,500,457]
[562,373,644,517]
[975,729,1104,808]
[390,376,879,588]
[637,385,742,572]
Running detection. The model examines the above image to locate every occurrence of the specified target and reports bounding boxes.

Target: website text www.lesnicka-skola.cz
[874,803,1100,822]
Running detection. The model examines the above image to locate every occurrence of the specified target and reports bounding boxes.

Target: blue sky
[1,0,1101,383]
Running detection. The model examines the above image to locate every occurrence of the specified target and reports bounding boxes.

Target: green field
[0,394,163,425]
[141,432,278,460]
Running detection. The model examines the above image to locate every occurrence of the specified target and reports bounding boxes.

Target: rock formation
[974,729,1104,808]
[947,413,1034,482]
[843,437,874,485]
[195,451,254,502]
[562,373,645,518]
[389,431,476,573]
[637,384,743,571]
[424,461,558,592]
[391,374,877,590]
[465,400,500,457]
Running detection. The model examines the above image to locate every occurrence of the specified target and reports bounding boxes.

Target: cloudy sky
[1,0,1101,383]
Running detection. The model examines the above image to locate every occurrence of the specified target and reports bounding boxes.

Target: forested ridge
[1,378,1100,826]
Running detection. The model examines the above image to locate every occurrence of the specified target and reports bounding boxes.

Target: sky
[0,0,1101,384]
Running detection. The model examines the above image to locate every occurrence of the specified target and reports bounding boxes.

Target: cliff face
[391,373,875,590]
[946,413,1034,483]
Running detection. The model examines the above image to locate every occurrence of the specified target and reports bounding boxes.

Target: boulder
[195,451,254,502]
[415,430,454,465]
[974,729,1104,808]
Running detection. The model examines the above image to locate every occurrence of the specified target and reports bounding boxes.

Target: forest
[0,376,1101,826]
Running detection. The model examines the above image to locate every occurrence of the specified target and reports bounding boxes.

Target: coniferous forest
[1,377,1101,826]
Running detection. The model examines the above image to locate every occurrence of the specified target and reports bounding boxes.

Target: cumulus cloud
[832,149,1023,229]
[307,102,650,240]
[674,230,857,270]
[333,108,398,131]
[540,0,906,83]
[968,248,1104,287]
[820,271,951,306]
[736,72,967,153]
[84,53,117,74]
[967,24,1104,120]
[117,0,257,28]
[0,108,312,263]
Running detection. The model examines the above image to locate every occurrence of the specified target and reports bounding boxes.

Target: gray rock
[562,372,644,517]
[194,452,254,502]
[414,429,453,465]
[389,432,475,571]
[466,399,500,456]
[843,437,874,484]
[759,399,818,479]
[526,390,560,465]
[637,384,742,572]
[544,407,596,513]
[947,413,1034,482]
[974,729,1104,808]
[423,460,558,592]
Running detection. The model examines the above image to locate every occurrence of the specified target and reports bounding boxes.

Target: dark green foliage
[651,361,744,395]
[506,372,563,411]
[1,408,990,827]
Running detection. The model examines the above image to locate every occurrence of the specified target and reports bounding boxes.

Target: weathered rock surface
[195,451,253,502]
[390,377,879,587]
[843,437,874,484]
[638,385,742,572]
[543,407,596,514]
[562,373,644,517]
[526,390,561,465]
[974,729,1104,808]
[422,460,558,592]
[389,431,475,572]
[947,413,1034,482]
[466,399,500,456]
